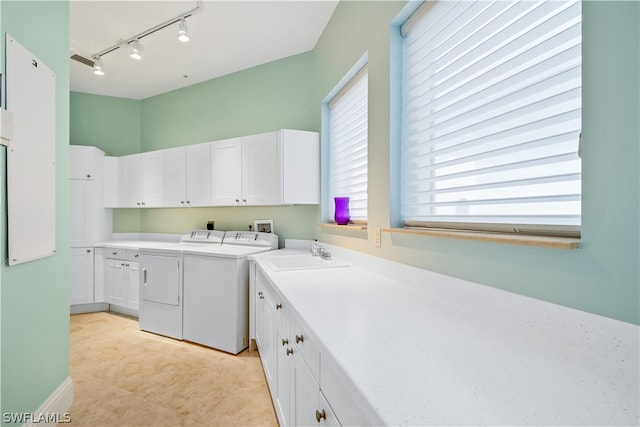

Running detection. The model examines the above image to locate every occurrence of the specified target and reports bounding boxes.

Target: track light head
[130,39,143,60]
[93,56,104,76]
[178,18,190,42]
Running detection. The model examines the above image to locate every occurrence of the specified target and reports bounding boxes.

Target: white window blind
[400,0,582,236]
[328,66,368,222]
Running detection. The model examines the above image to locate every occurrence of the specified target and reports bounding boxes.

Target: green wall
[313,1,639,325]
[70,92,141,156]
[0,0,70,421]
[70,1,639,325]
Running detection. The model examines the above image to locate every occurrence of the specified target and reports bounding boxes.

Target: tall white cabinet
[69,146,113,307]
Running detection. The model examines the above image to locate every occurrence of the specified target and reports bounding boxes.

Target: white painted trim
[70,302,108,315]
[23,376,73,427]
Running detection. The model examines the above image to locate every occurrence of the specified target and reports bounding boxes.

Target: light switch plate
[374,227,381,247]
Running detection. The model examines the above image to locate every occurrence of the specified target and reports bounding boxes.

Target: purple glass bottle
[334,197,350,225]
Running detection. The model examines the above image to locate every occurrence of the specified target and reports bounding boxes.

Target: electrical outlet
[374,227,381,247]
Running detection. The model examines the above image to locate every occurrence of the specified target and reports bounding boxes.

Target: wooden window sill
[384,227,580,250]
[319,223,368,231]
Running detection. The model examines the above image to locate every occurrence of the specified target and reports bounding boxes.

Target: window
[327,66,368,222]
[400,0,582,236]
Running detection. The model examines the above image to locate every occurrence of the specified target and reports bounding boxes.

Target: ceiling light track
[90,0,202,74]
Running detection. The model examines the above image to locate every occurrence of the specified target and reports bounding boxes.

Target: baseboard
[70,302,109,314]
[23,376,74,427]
[109,304,139,319]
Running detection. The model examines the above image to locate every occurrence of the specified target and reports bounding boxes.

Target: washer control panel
[180,230,225,244]
[224,231,278,248]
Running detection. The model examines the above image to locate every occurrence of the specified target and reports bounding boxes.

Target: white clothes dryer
[139,230,225,340]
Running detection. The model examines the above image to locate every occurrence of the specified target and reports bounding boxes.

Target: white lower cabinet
[104,249,140,312]
[254,265,341,427]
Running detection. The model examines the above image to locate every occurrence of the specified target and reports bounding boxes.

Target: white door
[163,146,187,207]
[119,154,143,207]
[127,261,140,309]
[69,180,93,247]
[211,137,242,205]
[106,259,126,305]
[70,247,94,304]
[242,132,282,205]
[142,151,164,207]
[141,253,180,306]
[185,142,212,206]
[276,327,292,427]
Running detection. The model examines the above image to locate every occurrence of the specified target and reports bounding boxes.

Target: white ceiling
[70,1,338,100]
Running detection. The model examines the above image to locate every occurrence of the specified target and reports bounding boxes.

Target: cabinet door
[70,180,93,247]
[142,151,164,207]
[242,132,282,205]
[105,259,126,305]
[293,353,339,427]
[256,274,276,389]
[282,129,320,204]
[163,146,187,207]
[103,156,120,208]
[211,138,242,206]
[70,247,94,304]
[70,146,95,180]
[119,154,143,207]
[127,261,140,309]
[276,328,293,427]
[185,142,212,206]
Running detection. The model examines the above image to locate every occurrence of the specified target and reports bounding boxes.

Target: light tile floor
[66,312,278,426]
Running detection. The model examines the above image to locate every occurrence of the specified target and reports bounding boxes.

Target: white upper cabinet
[119,154,143,208]
[210,130,319,206]
[281,129,320,204]
[242,131,282,206]
[185,142,212,206]
[163,146,187,207]
[103,156,120,208]
[117,151,164,207]
[142,151,164,207]
[70,145,96,180]
[210,137,242,206]
[105,129,319,208]
[164,142,211,207]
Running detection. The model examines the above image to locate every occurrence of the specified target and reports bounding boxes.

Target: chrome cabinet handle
[286,348,293,356]
[295,334,304,343]
[143,268,147,285]
[276,303,282,310]
[112,252,117,256]
[315,409,326,423]
[86,249,91,253]
[282,338,288,346]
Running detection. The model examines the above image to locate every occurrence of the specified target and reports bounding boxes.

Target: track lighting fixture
[130,39,143,60]
[84,1,202,77]
[178,19,190,42]
[93,56,104,75]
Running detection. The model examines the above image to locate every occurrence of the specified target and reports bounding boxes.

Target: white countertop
[250,247,639,426]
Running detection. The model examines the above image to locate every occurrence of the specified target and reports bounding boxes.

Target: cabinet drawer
[126,249,140,261]
[105,248,125,259]
[290,311,320,382]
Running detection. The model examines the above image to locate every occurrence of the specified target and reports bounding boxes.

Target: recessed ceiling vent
[71,54,94,68]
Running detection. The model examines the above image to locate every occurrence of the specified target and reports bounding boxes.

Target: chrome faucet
[311,241,321,256]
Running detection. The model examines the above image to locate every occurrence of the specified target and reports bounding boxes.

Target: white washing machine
[182,231,278,354]
[139,230,225,340]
